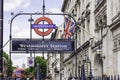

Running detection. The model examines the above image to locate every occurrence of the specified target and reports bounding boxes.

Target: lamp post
[78,66,80,79]
[83,54,93,80]
[88,61,93,80]
[36,63,41,80]
[96,48,105,80]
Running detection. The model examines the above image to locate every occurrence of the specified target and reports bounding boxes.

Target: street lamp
[78,66,81,78]
[87,61,93,80]
[96,48,105,80]
[83,54,93,80]
[96,49,105,59]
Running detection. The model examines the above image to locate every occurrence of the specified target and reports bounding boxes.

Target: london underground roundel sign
[34,17,54,36]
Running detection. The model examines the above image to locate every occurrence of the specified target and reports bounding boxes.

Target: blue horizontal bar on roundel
[32,24,56,29]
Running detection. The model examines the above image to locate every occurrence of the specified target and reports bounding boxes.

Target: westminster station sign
[12,39,75,53]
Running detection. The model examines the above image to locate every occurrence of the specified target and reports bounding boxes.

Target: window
[114,40,117,47]
[78,27,81,46]
[111,1,113,16]
[83,24,85,42]
[112,0,119,17]
[87,18,90,33]
[69,0,71,3]
[95,23,99,33]
[72,10,75,16]
[96,0,101,5]
[118,39,120,46]
[82,0,85,11]
[85,0,90,7]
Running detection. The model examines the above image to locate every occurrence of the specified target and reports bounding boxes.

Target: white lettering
[50,44,67,48]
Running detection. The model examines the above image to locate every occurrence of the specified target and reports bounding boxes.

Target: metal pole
[88,61,93,80]
[42,0,45,59]
[102,60,103,80]
[78,66,80,79]
[89,61,92,79]
[0,0,3,76]
[28,15,34,58]
[75,31,78,78]
[43,0,45,16]
[10,13,72,23]
[36,63,41,80]
[28,15,34,76]
[81,64,85,80]
[9,13,14,77]
[34,51,35,70]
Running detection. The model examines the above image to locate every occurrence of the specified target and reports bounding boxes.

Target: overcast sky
[3,0,64,68]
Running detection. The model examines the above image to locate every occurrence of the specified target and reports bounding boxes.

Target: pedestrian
[71,77,75,80]
[68,74,72,80]
[106,77,110,80]
[27,78,29,80]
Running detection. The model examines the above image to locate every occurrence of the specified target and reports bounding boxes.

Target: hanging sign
[12,39,75,53]
[27,57,34,67]
[32,17,56,36]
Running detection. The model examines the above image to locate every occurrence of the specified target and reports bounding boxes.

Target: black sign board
[12,39,75,53]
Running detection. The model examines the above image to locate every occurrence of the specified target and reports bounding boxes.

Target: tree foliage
[24,56,47,76]
[2,51,13,76]
[25,67,31,75]
[35,56,47,74]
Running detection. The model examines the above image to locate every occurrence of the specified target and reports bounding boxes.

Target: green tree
[2,51,13,76]
[35,56,47,74]
[25,67,31,75]
[24,56,47,76]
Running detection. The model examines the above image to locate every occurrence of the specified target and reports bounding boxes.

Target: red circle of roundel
[34,17,53,36]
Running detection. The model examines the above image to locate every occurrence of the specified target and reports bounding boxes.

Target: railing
[68,75,120,80]
[93,75,120,80]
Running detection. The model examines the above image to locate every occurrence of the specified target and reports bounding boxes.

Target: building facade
[108,0,120,76]
[47,0,120,79]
